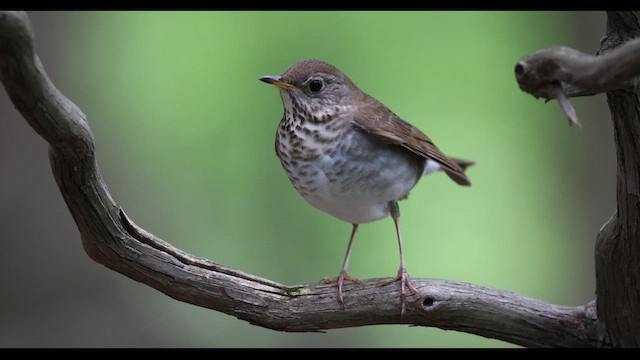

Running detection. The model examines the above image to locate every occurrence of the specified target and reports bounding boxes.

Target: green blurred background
[0,11,615,347]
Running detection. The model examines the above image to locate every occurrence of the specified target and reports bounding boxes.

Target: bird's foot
[320,270,364,309]
[377,266,419,316]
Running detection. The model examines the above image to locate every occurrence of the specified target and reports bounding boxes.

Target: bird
[260,59,473,315]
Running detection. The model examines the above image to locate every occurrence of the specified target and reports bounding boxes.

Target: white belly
[283,131,423,224]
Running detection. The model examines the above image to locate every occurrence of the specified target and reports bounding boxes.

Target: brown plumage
[351,97,471,186]
[260,59,473,316]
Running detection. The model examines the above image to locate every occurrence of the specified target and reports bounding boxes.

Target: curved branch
[0,11,604,348]
[515,37,640,100]
[119,208,600,348]
[514,34,640,127]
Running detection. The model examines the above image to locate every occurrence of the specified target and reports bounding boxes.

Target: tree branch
[593,11,640,347]
[0,11,608,347]
[515,37,640,100]
[514,11,640,346]
[514,33,640,127]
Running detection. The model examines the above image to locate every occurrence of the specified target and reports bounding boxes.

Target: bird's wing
[351,98,471,186]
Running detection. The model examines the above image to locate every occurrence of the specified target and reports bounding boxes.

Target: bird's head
[260,59,360,119]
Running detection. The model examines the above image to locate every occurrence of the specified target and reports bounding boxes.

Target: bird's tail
[424,157,475,185]
[450,157,475,171]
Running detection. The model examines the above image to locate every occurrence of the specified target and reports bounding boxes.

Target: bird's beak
[259,75,296,90]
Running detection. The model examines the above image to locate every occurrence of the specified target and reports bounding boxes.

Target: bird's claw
[377,267,419,316]
[321,271,363,308]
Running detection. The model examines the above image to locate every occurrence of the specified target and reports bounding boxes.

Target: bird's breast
[276,118,423,224]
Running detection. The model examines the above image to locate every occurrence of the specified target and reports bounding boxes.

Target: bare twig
[554,85,581,127]
[515,38,640,100]
[514,36,640,127]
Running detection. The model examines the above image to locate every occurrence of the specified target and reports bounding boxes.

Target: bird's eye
[308,79,324,93]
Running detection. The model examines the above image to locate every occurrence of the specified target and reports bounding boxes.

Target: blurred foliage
[8,11,608,347]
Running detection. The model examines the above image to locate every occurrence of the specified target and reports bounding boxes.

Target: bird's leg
[377,201,419,316]
[320,223,363,309]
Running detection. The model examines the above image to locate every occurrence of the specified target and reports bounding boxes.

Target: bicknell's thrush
[260,59,473,315]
